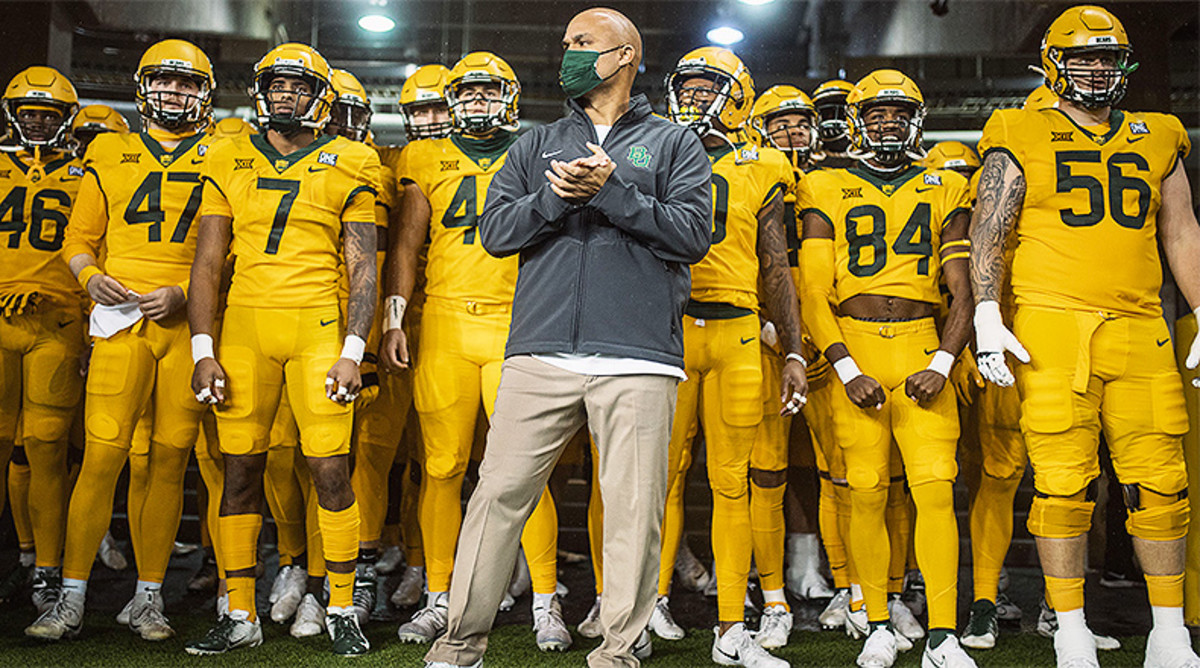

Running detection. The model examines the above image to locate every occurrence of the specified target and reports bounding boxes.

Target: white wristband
[340,335,366,364]
[927,350,956,378]
[384,295,408,333]
[832,356,863,385]
[191,334,215,364]
[786,352,808,368]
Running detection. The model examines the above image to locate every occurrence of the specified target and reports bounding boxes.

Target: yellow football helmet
[1023,84,1060,110]
[209,116,256,139]
[399,64,452,141]
[665,47,755,135]
[71,104,130,158]
[1037,5,1136,109]
[749,85,819,166]
[921,141,980,176]
[2,66,78,151]
[135,39,215,129]
[445,52,520,134]
[327,68,373,142]
[846,69,926,166]
[812,79,853,143]
[251,42,336,132]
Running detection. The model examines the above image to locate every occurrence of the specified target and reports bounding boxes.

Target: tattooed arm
[344,220,378,340]
[756,187,808,408]
[969,150,1025,303]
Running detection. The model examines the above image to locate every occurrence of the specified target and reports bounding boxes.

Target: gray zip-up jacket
[478,94,712,368]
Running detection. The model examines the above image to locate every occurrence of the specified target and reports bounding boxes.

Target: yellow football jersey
[979,108,1189,317]
[396,133,517,304]
[693,143,794,311]
[0,150,84,305]
[200,133,381,309]
[796,165,971,305]
[65,131,217,296]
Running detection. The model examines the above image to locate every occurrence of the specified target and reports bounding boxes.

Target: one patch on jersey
[738,145,759,162]
[234,158,254,170]
[317,151,338,167]
[121,153,140,164]
[1129,121,1150,135]
[627,145,652,168]
[198,144,208,156]
[0,170,9,179]
[440,160,459,171]
[842,187,862,199]
[68,165,85,177]
[923,172,942,186]
[1051,131,1074,142]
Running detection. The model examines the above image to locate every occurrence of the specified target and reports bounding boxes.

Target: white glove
[761,321,778,348]
[1186,307,1200,388]
[974,300,1029,387]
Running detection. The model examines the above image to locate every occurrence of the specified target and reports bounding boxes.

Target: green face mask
[559,45,624,99]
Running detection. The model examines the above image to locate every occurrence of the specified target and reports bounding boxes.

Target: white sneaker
[633,628,653,661]
[391,566,424,608]
[290,593,326,638]
[889,597,925,640]
[397,591,448,643]
[712,623,789,667]
[1053,626,1099,668]
[577,596,602,638]
[185,609,263,655]
[676,540,714,592]
[1038,599,1120,651]
[1144,626,1200,668]
[756,603,793,650]
[845,606,869,639]
[532,595,572,652]
[857,626,898,668]
[922,635,978,668]
[25,589,85,640]
[269,565,307,623]
[785,534,834,600]
[116,595,134,625]
[820,589,851,629]
[376,546,404,575]
[128,589,175,640]
[97,531,128,571]
[649,595,685,640]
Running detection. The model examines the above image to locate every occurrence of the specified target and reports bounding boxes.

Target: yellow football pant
[803,362,855,589]
[832,317,960,629]
[1176,313,1200,625]
[0,305,84,567]
[661,314,762,621]
[265,399,309,567]
[63,313,206,583]
[750,346,789,593]
[353,370,414,544]
[9,449,33,550]
[415,298,557,594]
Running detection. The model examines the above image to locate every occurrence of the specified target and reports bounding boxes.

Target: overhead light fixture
[706,26,744,45]
[358,14,395,33]
[738,0,776,4]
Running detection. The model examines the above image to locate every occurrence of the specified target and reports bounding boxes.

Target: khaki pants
[425,356,678,668]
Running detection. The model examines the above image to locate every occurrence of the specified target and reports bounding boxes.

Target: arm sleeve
[799,237,844,353]
[477,131,575,258]
[62,167,108,262]
[587,128,712,265]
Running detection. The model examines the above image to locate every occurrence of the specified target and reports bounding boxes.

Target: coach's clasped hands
[973,300,1029,387]
[546,142,615,203]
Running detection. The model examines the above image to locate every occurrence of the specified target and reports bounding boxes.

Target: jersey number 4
[441,175,479,244]
[0,187,70,251]
[124,172,203,243]
[845,202,932,277]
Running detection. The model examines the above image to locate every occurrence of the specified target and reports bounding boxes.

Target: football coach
[423,7,713,668]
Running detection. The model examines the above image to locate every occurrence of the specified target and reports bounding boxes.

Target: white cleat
[785,534,834,600]
[820,589,851,630]
[425,661,482,668]
[712,623,790,667]
[675,541,714,592]
[1037,599,1120,651]
[290,593,326,638]
[889,597,925,641]
[649,595,685,640]
[1144,626,1200,668]
[376,545,404,575]
[269,565,307,623]
[756,603,793,650]
[633,628,653,661]
[397,591,448,643]
[577,596,602,639]
[845,606,869,640]
[922,636,978,668]
[25,589,84,641]
[532,595,572,652]
[128,590,175,641]
[391,566,425,608]
[97,531,128,571]
[184,609,263,655]
[857,626,898,668]
[116,595,134,625]
[1053,626,1100,668]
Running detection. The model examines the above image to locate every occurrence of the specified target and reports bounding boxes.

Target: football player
[970,6,1200,668]
[798,69,976,668]
[658,47,806,667]
[812,79,856,168]
[184,42,379,656]
[398,64,453,143]
[379,51,568,652]
[70,104,130,158]
[0,65,84,618]
[24,40,218,643]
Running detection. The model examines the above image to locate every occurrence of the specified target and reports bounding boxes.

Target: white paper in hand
[89,301,144,339]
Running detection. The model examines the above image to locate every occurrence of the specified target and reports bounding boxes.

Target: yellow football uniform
[797,164,970,628]
[200,132,380,458]
[979,107,1191,544]
[661,143,793,621]
[59,129,217,585]
[0,149,86,570]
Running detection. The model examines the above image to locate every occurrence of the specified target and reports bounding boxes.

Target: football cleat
[857,626,898,668]
[532,595,572,652]
[922,636,978,668]
[25,588,84,641]
[577,596,603,639]
[290,593,326,638]
[633,628,653,661]
[269,564,307,623]
[376,545,404,575]
[391,565,425,608]
[97,531,128,571]
[1144,626,1200,668]
[962,599,999,650]
[184,610,263,655]
[649,595,685,640]
[902,570,927,617]
[675,541,714,592]
[712,623,789,668]
[188,555,220,592]
[397,591,448,643]
[351,563,378,627]
[756,603,793,650]
[30,567,61,616]
[994,592,1022,622]
[784,534,834,600]
[845,606,869,640]
[327,605,371,656]
[1053,626,1099,668]
[1036,598,1120,650]
[889,596,925,641]
[820,589,851,630]
[128,590,174,641]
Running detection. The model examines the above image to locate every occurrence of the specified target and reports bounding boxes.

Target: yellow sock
[1146,573,1185,608]
[587,458,605,594]
[264,446,307,563]
[910,481,959,629]
[819,478,849,589]
[9,459,34,551]
[849,486,890,622]
[318,502,360,608]
[352,441,398,544]
[419,473,464,592]
[658,467,687,597]
[750,479,787,592]
[227,576,257,620]
[1044,575,1085,612]
[24,441,68,568]
[886,481,911,596]
[127,451,150,573]
[521,487,558,595]
[218,513,263,620]
[62,441,129,581]
[137,443,191,583]
[969,473,1020,602]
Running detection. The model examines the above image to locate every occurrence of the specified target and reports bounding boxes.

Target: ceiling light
[358,14,395,33]
[738,0,776,4]
[706,26,744,45]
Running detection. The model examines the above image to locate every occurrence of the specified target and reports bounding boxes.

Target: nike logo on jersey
[541,149,563,159]
[923,348,937,355]
[308,166,327,172]
[1126,136,1146,144]
[57,320,73,328]
[915,187,934,193]
[191,158,204,164]
[740,337,755,345]
[1157,337,1171,347]
[320,318,336,326]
